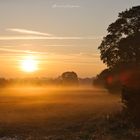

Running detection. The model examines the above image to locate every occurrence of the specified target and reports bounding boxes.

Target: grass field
[0,87,124,140]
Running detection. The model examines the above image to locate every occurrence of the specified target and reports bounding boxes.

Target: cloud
[0,48,31,53]
[0,36,102,40]
[2,28,103,40]
[0,47,47,54]
[6,28,52,36]
[0,48,35,54]
[43,44,74,47]
[52,4,80,8]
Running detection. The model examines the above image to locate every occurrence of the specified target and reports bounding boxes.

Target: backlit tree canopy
[61,71,78,85]
[98,6,140,68]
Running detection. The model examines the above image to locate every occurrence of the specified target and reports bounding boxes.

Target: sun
[21,56,38,72]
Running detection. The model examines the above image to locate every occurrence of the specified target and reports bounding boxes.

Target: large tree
[99,6,140,68]
[98,6,140,126]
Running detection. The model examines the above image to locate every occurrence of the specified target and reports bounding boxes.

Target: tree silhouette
[98,5,140,126]
[61,71,78,85]
[98,6,140,68]
[121,66,140,126]
[93,69,110,88]
[93,69,122,93]
[0,78,7,87]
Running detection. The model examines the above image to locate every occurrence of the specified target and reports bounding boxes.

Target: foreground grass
[0,87,137,140]
[0,114,140,140]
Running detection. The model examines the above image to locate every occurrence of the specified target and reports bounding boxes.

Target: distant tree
[0,78,7,87]
[61,71,78,85]
[98,6,140,69]
[79,77,94,86]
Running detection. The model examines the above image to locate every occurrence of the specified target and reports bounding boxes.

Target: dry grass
[0,87,125,140]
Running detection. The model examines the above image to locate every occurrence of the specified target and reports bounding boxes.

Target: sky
[0,0,139,78]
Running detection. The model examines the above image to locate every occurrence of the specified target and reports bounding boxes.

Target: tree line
[0,71,93,87]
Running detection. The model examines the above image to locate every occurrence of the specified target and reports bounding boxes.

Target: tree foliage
[121,66,140,126]
[61,71,78,85]
[93,69,122,93]
[93,69,110,87]
[97,6,140,125]
[99,6,140,68]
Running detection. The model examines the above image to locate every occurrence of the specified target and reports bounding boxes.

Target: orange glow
[21,55,38,72]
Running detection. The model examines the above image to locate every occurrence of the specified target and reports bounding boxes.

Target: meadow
[0,86,124,140]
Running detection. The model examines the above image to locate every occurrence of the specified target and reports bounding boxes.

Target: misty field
[0,87,126,140]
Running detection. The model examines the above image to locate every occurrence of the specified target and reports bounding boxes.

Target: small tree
[61,71,79,85]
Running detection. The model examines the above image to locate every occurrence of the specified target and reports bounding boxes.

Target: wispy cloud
[0,48,31,53]
[2,28,102,40]
[0,47,47,54]
[43,44,74,47]
[6,28,52,36]
[0,36,102,40]
[52,4,80,8]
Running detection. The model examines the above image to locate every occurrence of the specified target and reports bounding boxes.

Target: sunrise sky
[0,0,139,78]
